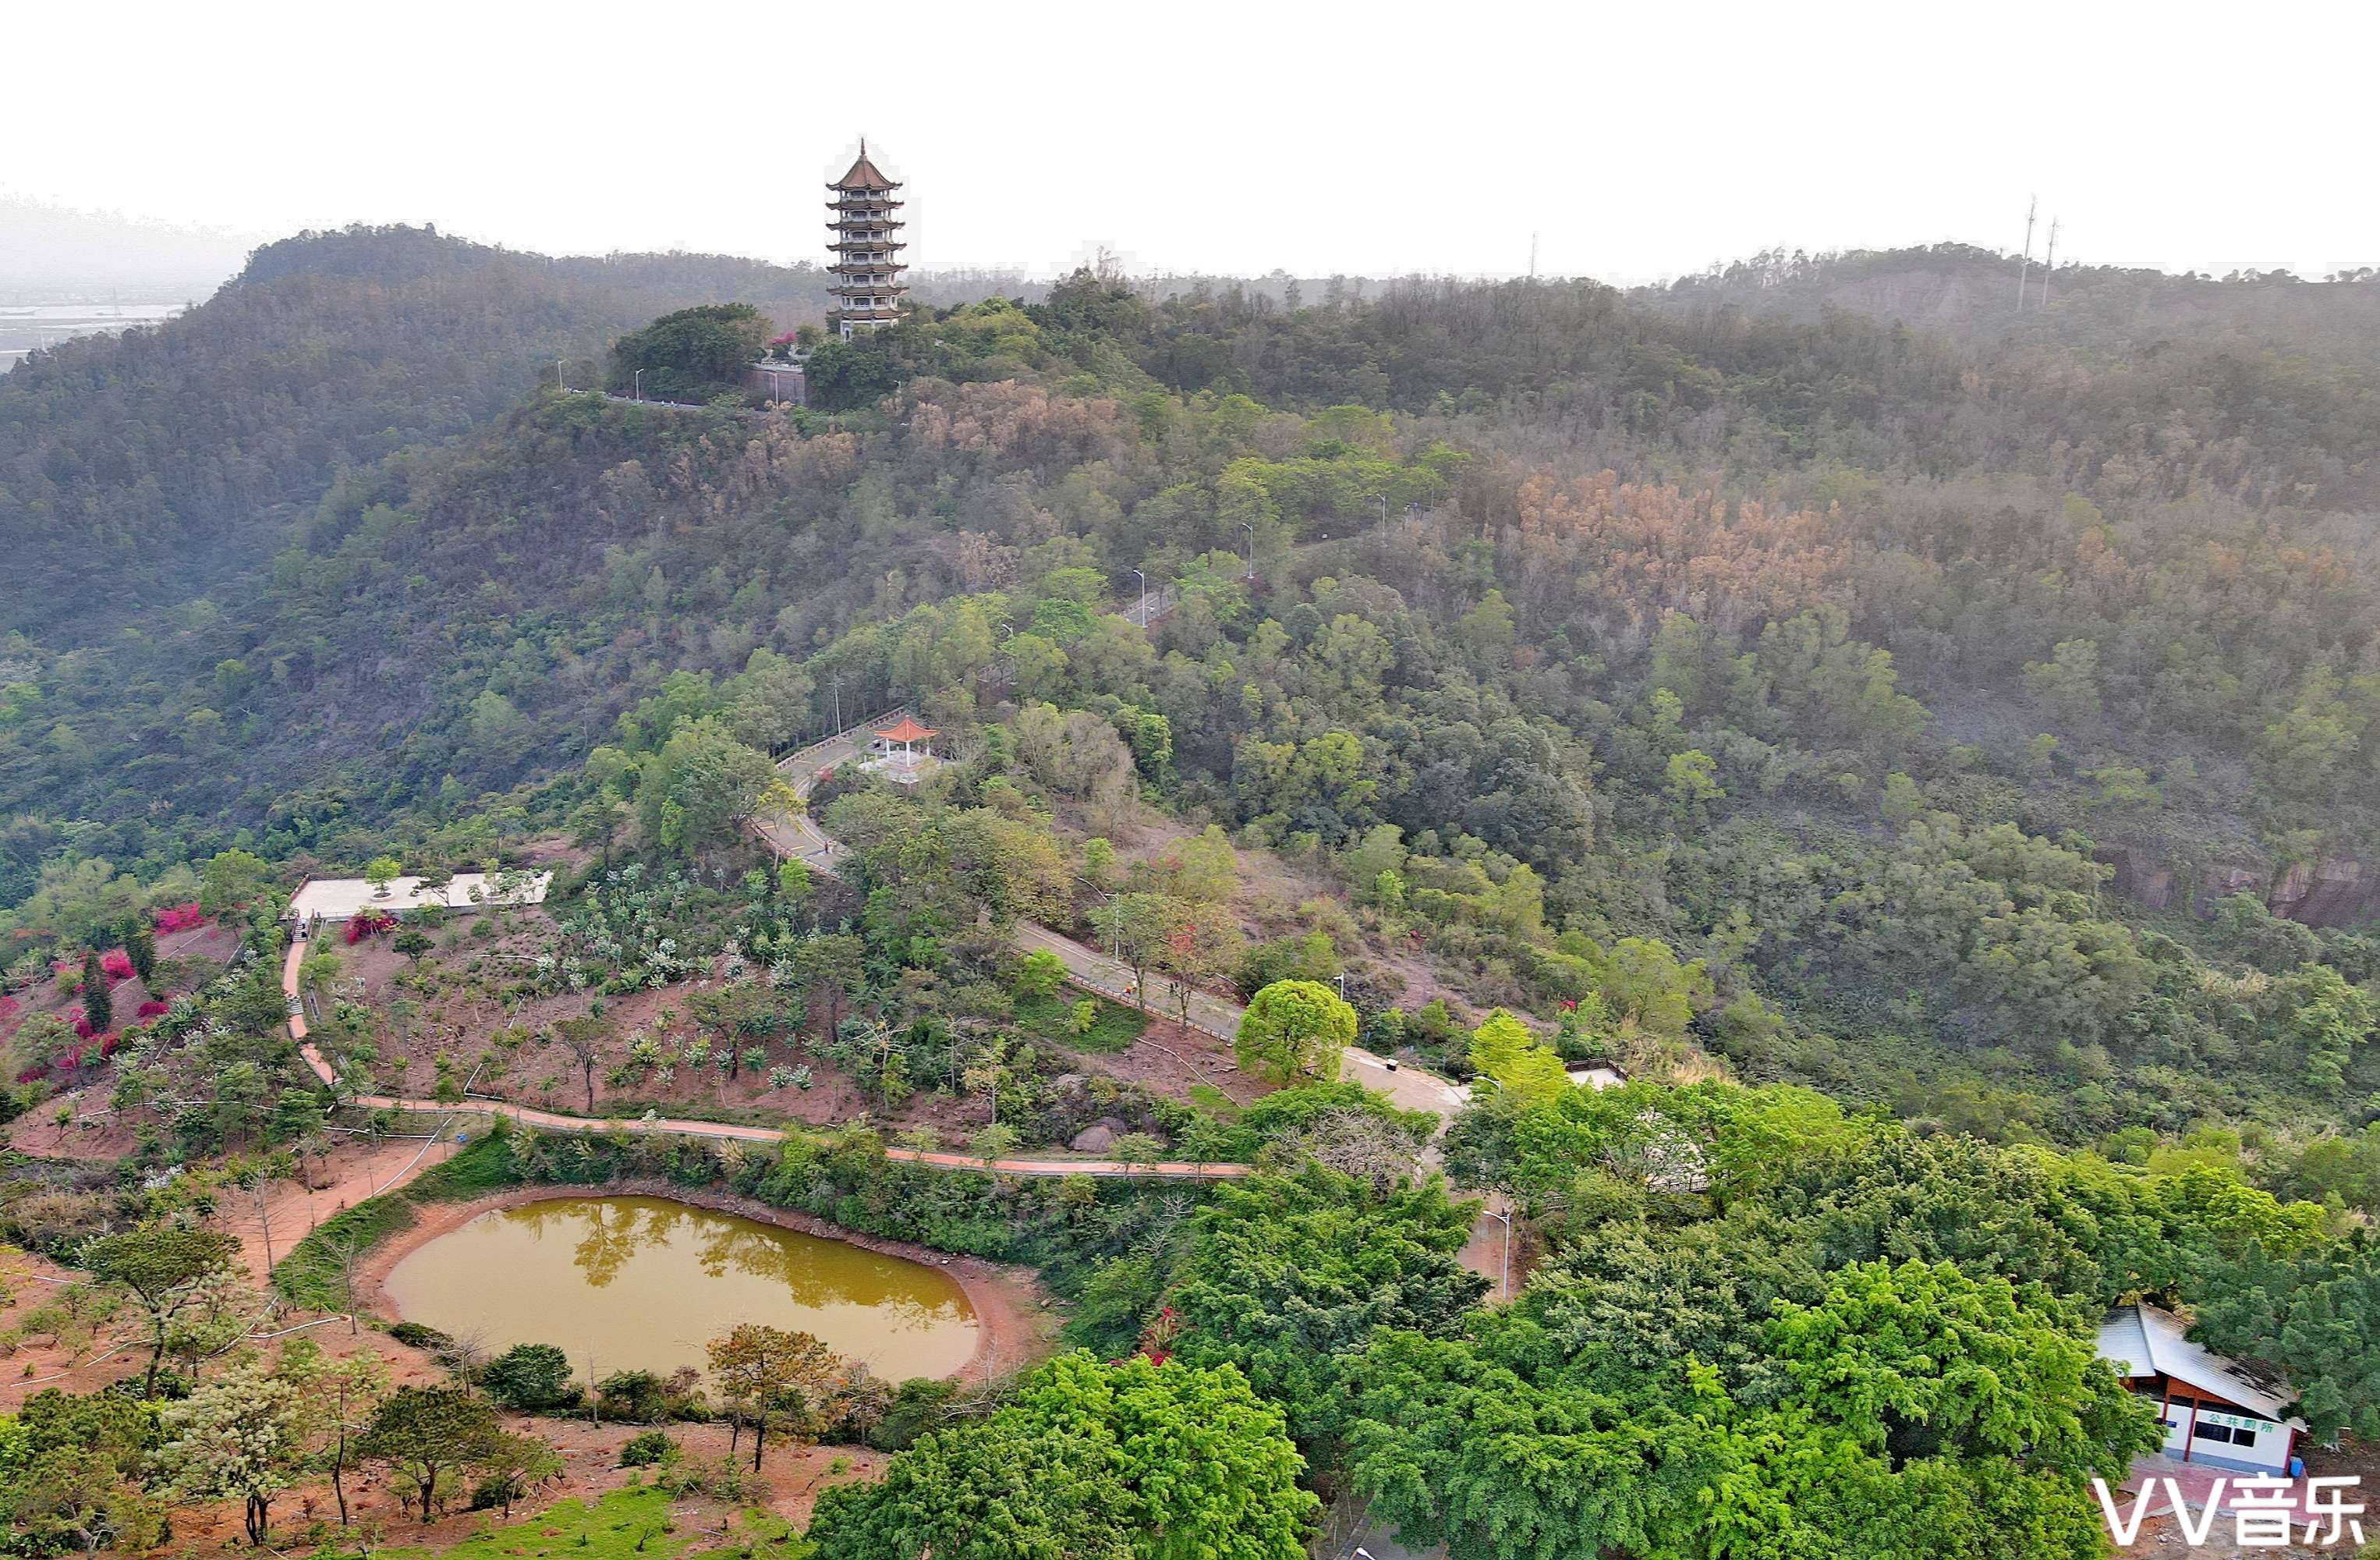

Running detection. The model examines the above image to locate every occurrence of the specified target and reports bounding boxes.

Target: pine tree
[81,948,112,1033]
[127,924,158,984]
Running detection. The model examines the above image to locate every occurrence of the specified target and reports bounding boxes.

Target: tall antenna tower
[2038,217,2059,308]
[2015,195,2037,309]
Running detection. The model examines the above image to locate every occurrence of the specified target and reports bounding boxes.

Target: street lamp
[1375,494,1388,526]
[1486,1204,1514,1299]
[1132,567,1147,627]
[633,368,647,402]
[1240,522,1256,580]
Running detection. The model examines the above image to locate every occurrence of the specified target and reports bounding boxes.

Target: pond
[381,1195,978,1379]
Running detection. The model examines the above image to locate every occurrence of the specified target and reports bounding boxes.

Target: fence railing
[772,704,912,770]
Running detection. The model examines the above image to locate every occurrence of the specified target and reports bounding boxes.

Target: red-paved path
[284,941,1248,1183]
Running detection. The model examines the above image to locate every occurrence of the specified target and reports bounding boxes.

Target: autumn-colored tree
[706,1323,851,1471]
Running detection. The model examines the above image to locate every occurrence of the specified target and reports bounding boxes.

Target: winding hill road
[282,707,1468,1190]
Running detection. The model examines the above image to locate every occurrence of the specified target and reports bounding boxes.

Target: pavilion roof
[873,715,935,743]
[830,144,899,193]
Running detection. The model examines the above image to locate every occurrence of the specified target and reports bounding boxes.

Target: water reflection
[383,1195,978,1377]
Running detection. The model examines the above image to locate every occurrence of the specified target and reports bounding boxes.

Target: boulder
[1070,1124,1117,1154]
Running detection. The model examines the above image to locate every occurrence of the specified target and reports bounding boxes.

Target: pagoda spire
[827,140,907,337]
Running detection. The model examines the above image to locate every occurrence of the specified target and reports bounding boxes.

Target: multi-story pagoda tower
[827,141,907,339]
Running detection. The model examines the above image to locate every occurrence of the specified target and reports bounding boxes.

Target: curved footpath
[284,707,1466,1193]
[285,941,1246,1182]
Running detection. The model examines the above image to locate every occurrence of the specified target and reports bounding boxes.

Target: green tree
[1234,980,1354,1086]
[609,303,773,401]
[480,1342,579,1412]
[1163,1170,1486,1453]
[81,1226,243,1397]
[79,948,111,1034]
[808,1352,1317,1560]
[159,1353,314,1545]
[200,849,273,914]
[472,1429,563,1519]
[356,1384,499,1523]
[634,717,779,856]
[1467,1010,1568,1105]
[706,1323,848,1471]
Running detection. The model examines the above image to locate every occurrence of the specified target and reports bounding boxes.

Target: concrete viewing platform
[287,870,552,923]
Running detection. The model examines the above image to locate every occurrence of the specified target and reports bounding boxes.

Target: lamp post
[1486,1203,1514,1299]
[1375,494,1388,526]
[1240,522,1256,580]
[633,368,647,402]
[1132,567,1147,627]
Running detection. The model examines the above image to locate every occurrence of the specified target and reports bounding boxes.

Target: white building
[286,870,551,927]
[2096,1302,2305,1475]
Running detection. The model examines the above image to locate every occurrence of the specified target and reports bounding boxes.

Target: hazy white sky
[9,0,2373,282]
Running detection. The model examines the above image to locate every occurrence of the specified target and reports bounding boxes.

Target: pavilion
[863,714,938,785]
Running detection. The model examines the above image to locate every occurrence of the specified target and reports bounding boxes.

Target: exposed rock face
[2196,864,2264,918]
[2108,849,2173,911]
[2267,856,2378,928]
[1069,1124,1116,1154]
[2143,857,2380,928]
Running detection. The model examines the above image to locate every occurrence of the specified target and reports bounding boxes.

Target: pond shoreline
[357,1180,1058,1385]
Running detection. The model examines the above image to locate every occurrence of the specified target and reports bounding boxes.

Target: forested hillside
[6,236,2379,1147]
[0,226,1024,644]
[6,229,2380,1560]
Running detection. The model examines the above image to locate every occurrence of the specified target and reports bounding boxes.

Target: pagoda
[827,140,908,339]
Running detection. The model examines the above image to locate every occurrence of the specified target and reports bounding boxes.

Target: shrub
[595,1370,669,1423]
[100,950,135,980]
[388,1321,452,1350]
[345,910,396,944]
[154,902,206,934]
[481,1342,579,1411]
[618,1430,675,1467]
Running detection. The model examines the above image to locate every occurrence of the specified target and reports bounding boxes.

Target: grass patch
[273,1196,416,1308]
[274,1133,521,1306]
[1013,989,1149,1053]
[362,1484,801,1560]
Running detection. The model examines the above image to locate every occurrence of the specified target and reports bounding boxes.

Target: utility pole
[2015,196,2037,309]
[1528,231,1539,279]
[2039,217,2060,308]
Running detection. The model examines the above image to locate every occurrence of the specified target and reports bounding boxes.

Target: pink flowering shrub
[136,999,170,1019]
[154,902,206,934]
[345,910,396,944]
[101,949,135,980]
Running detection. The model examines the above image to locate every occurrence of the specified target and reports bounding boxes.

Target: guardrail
[773,704,912,770]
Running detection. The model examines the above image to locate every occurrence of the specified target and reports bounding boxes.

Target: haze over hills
[0,197,267,302]
[4,223,2380,1560]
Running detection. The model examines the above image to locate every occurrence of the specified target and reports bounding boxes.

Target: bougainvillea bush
[345,910,397,943]
[101,949,135,980]
[154,902,207,934]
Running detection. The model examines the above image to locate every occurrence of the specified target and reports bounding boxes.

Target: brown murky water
[382,1196,977,1378]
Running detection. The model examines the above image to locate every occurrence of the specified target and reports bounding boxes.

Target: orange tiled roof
[873,715,935,743]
